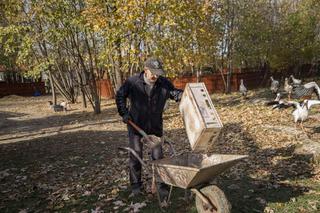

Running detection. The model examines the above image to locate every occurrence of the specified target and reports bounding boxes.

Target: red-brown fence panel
[97,79,114,99]
[171,71,267,93]
[0,82,45,98]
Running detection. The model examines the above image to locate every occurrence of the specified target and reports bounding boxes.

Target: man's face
[145,68,159,83]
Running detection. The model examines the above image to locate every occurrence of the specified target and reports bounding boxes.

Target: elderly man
[116,57,183,198]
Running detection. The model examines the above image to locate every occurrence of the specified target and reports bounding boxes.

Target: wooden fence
[0,80,115,99]
[0,72,269,99]
[96,71,267,98]
[171,65,318,93]
[0,82,45,98]
[1,67,317,99]
[171,71,266,93]
[97,79,114,99]
[98,68,318,98]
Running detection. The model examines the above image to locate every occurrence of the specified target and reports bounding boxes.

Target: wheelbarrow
[121,120,247,212]
[119,146,247,213]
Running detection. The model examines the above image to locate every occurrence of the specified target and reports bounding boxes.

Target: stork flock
[239,76,320,133]
[268,75,320,132]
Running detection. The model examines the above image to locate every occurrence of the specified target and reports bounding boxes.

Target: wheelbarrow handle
[118,147,147,167]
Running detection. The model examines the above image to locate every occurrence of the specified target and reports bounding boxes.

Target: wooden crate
[179,83,223,152]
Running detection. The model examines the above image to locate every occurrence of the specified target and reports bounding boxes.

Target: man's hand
[122,113,131,124]
[177,92,183,102]
[169,89,183,102]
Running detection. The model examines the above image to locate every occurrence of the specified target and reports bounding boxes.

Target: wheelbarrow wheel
[195,185,231,213]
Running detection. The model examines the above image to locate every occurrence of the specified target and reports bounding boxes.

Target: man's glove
[122,113,131,124]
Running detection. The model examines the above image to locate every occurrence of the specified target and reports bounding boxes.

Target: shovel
[127,120,162,148]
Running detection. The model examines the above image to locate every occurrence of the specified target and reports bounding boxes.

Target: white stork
[272,100,320,132]
[292,82,320,100]
[265,93,282,108]
[239,79,247,98]
[48,101,68,112]
[290,75,302,85]
[284,77,293,100]
[270,76,280,94]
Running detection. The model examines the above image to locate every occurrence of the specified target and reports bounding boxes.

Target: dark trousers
[128,131,164,189]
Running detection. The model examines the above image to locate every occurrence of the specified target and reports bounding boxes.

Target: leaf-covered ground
[0,89,320,213]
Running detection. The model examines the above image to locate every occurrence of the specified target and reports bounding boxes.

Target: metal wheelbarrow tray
[120,146,247,212]
[151,151,247,212]
[152,153,247,189]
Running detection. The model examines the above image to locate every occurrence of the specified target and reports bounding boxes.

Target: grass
[267,179,320,213]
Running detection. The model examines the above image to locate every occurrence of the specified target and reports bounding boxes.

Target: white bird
[266,93,290,116]
[274,92,281,102]
[284,77,293,100]
[292,82,320,100]
[270,76,280,94]
[273,100,320,132]
[48,101,67,112]
[60,101,71,111]
[290,100,309,128]
[266,92,281,103]
[290,75,302,85]
[239,79,247,97]
[302,82,320,99]
[265,93,289,120]
[306,100,320,114]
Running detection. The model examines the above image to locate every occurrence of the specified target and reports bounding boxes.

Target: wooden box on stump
[179,83,223,152]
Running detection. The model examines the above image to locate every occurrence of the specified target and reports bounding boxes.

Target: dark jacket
[116,72,183,136]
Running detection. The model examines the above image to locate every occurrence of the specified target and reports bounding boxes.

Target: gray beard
[143,73,155,96]
[143,73,155,89]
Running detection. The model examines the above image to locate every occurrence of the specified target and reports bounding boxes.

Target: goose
[239,79,247,97]
[270,76,280,94]
[290,75,302,85]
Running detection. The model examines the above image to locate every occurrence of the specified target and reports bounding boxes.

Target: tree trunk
[76,70,87,108]
[82,90,87,108]
[196,68,199,82]
[226,61,232,93]
[90,74,101,114]
[108,67,118,95]
[224,0,235,94]
[48,69,56,105]
[114,40,123,90]
[259,61,270,87]
[93,98,101,114]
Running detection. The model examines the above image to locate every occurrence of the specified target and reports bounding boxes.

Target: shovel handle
[127,120,162,148]
[127,120,148,138]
